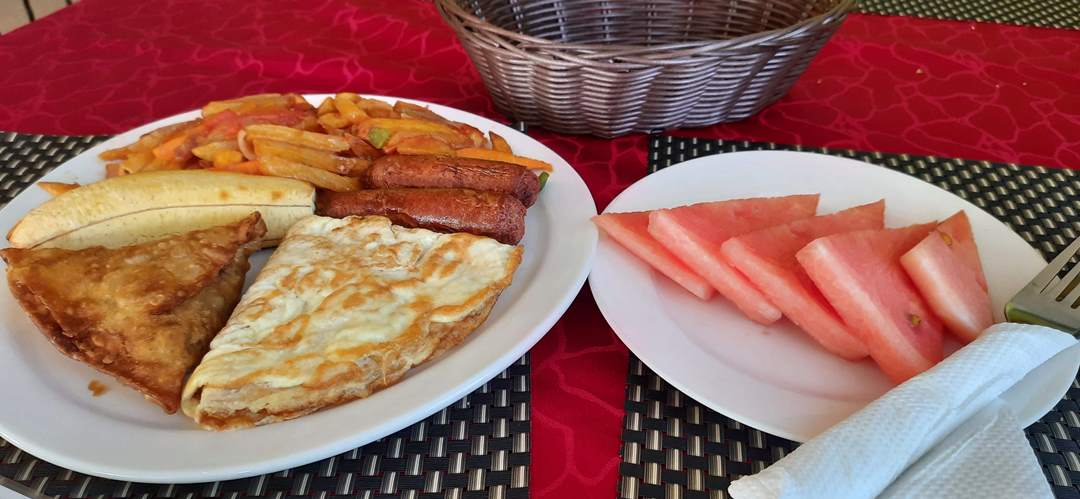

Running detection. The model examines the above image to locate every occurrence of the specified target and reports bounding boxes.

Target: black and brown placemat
[0,131,531,499]
[618,135,1080,499]
[0,133,108,204]
[857,0,1080,30]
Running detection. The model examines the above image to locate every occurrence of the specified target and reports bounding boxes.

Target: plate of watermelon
[590,150,1076,442]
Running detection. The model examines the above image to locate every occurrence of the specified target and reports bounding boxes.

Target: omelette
[1,213,266,413]
[181,215,523,430]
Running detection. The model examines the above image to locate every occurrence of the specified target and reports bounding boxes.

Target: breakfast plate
[0,95,598,482]
[589,150,1080,442]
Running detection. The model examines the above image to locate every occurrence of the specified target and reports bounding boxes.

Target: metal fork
[1006,235,1080,334]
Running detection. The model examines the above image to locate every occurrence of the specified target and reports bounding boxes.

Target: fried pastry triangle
[1,212,266,413]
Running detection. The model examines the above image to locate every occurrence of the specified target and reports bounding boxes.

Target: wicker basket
[436,0,856,137]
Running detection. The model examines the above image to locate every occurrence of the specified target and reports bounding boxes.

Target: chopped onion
[237,129,256,160]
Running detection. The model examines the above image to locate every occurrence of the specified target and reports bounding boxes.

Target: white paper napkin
[729,323,1077,499]
[878,399,1050,498]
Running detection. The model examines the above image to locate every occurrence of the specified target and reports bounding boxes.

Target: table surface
[1,0,1079,497]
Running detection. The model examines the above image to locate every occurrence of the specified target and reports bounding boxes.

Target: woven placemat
[0,132,531,499]
[857,0,1080,30]
[617,135,1080,499]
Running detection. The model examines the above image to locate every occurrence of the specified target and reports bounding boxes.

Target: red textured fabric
[1,1,1079,497]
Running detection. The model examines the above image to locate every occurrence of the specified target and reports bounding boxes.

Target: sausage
[365,155,540,207]
[316,188,526,245]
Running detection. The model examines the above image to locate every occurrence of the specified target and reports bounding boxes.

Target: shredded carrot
[152,134,188,160]
[37,182,81,196]
[206,161,264,175]
[455,147,553,172]
[212,150,245,168]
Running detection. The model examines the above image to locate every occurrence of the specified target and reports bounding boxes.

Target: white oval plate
[0,95,598,482]
[589,150,1080,442]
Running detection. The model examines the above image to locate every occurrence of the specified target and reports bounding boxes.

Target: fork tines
[1034,236,1080,307]
[1007,234,1080,334]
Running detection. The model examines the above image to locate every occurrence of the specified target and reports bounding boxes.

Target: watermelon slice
[593,212,715,300]
[720,201,885,359]
[932,211,987,290]
[900,211,993,343]
[797,223,944,383]
[648,194,819,324]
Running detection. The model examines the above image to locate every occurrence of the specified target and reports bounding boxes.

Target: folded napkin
[729,323,1078,499]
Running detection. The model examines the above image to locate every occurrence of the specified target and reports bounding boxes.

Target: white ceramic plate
[590,150,1080,442]
[0,95,597,482]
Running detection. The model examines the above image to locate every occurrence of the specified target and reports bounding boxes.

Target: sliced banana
[8,170,315,250]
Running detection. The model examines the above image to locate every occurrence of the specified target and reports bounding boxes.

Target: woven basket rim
[437,0,858,56]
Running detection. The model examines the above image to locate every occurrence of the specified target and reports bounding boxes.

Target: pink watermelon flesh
[648,194,819,325]
[593,212,715,300]
[933,211,988,290]
[720,201,885,360]
[797,223,945,383]
[900,211,993,343]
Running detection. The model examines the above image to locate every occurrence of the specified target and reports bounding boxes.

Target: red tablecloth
[1,1,1079,497]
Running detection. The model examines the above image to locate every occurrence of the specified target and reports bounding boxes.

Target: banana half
[7,170,315,250]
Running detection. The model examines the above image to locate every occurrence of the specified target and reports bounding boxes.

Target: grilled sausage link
[365,155,540,207]
[316,188,526,245]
